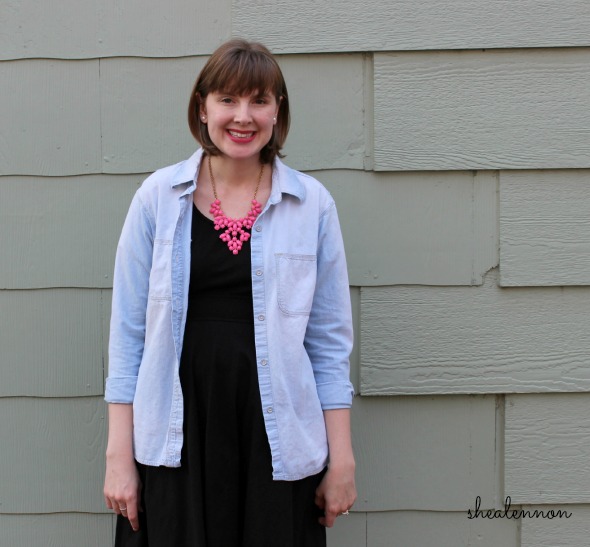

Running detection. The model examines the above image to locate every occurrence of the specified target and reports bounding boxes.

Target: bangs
[202,49,284,99]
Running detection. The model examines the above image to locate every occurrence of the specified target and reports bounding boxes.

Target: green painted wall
[2,1,590,545]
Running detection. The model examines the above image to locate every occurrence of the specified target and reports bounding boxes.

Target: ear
[196,93,207,120]
[274,96,283,122]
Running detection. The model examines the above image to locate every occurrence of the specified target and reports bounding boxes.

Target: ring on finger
[341,510,350,516]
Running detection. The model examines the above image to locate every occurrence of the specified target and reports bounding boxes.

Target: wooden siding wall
[2,1,590,545]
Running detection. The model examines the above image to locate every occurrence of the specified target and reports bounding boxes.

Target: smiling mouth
[228,130,255,138]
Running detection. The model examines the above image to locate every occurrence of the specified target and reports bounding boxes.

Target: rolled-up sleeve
[105,192,154,403]
[304,201,354,409]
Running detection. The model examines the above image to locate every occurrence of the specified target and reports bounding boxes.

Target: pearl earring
[273,117,277,123]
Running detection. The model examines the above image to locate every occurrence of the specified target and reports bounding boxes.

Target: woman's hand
[104,453,142,531]
[104,403,140,531]
[316,408,357,527]
[315,463,356,527]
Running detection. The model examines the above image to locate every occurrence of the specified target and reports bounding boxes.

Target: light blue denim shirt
[106,149,354,480]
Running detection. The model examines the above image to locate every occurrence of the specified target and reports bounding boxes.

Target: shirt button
[256,270,263,276]
[258,314,265,321]
[260,359,268,366]
[267,407,273,413]
[255,225,262,232]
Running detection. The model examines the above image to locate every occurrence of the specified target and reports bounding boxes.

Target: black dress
[115,204,326,547]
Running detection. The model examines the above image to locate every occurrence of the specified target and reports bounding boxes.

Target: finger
[104,496,113,510]
[314,493,325,510]
[127,502,140,532]
[321,511,337,528]
[113,500,129,516]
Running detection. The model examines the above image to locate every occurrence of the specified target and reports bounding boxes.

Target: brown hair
[188,39,290,164]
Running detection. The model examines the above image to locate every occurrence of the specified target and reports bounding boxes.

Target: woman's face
[200,90,279,162]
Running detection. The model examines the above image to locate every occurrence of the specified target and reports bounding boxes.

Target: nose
[234,99,253,124]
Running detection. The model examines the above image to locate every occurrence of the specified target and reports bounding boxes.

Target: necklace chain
[207,155,264,255]
[208,154,263,203]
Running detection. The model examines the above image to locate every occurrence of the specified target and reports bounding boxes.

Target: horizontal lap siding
[232,0,590,53]
[352,396,497,511]
[100,55,365,174]
[4,54,365,177]
[0,176,139,289]
[327,512,367,547]
[100,57,206,174]
[520,505,590,547]
[277,55,365,170]
[318,169,498,286]
[500,169,590,286]
[0,289,104,397]
[0,168,497,291]
[0,397,107,513]
[374,49,590,171]
[102,290,112,386]
[0,513,114,547]
[505,393,590,504]
[1,0,231,60]
[350,287,360,394]
[361,270,590,395]
[6,0,590,58]
[367,510,519,547]
[9,2,586,546]
[0,60,101,176]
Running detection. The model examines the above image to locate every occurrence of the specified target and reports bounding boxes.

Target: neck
[208,154,263,189]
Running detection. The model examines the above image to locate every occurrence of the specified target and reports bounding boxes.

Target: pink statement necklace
[208,155,263,255]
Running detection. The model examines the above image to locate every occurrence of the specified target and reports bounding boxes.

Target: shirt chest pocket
[276,254,317,316]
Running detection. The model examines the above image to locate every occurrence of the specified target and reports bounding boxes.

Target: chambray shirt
[105,149,354,480]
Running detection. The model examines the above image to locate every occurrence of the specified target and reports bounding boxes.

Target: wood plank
[350,288,360,394]
[102,289,112,387]
[361,269,590,395]
[520,504,589,547]
[233,0,590,53]
[277,55,365,170]
[0,289,104,398]
[505,393,590,504]
[0,59,101,176]
[327,512,366,547]
[100,55,365,174]
[0,397,108,513]
[367,510,519,547]
[500,170,590,286]
[317,169,498,286]
[0,513,113,547]
[0,0,230,60]
[0,176,139,289]
[100,57,205,174]
[353,396,496,511]
[374,49,590,170]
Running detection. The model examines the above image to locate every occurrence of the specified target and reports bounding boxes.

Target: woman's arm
[104,190,155,532]
[303,198,356,526]
[103,403,141,531]
[315,408,357,527]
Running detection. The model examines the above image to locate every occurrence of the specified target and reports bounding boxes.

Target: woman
[104,39,356,547]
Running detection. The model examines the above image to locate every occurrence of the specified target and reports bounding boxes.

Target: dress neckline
[193,203,214,224]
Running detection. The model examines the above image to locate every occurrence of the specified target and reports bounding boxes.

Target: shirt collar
[269,156,306,204]
[168,149,306,202]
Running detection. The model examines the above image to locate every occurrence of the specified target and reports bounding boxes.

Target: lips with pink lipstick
[227,129,256,143]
